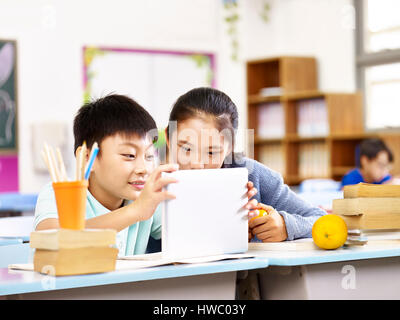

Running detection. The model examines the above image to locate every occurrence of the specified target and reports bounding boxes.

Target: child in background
[341,138,397,188]
[34,94,179,255]
[165,87,326,242]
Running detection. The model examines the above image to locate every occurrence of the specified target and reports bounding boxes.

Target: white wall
[0,0,356,193]
[0,0,224,192]
[230,0,356,157]
[242,0,356,91]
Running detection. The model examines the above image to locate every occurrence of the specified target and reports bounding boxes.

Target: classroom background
[1,0,400,236]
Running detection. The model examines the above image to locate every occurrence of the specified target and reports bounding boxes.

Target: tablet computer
[162,167,249,259]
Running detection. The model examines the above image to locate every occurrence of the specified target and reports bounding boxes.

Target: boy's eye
[122,154,136,159]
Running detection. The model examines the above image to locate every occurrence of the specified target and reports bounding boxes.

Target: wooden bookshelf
[246,56,400,185]
[246,56,318,95]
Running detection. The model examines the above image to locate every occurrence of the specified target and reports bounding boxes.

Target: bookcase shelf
[331,166,355,176]
[285,134,327,142]
[248,95,282,104]
[246,56,400,185]
[254,137,284,144]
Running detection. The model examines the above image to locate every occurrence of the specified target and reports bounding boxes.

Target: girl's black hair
[167,87,244,166]
[73,94,157,153]
[168,87,239,131]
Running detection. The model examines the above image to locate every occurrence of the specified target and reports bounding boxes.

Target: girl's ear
[224,137,233,158]
[227,143,233,156]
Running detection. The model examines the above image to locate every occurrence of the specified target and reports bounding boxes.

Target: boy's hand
[134,164,179,221]
[245,181,259,220]
[248,203,288,242]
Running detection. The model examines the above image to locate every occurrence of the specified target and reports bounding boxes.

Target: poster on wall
[82,46,216,130]
[0,40,18,192]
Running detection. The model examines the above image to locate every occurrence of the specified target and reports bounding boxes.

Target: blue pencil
[84,142,99,180]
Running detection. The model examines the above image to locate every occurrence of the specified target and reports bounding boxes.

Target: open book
[9,252,257,273]
[248,238,319,251]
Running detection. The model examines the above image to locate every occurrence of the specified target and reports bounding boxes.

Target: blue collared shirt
[341,168,391,188]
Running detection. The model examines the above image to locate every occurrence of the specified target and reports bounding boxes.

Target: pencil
[84,142,99,180]
[41,150,56,182]
[49,146,61,182]
[44,143,58,182]
[56,147,68,181]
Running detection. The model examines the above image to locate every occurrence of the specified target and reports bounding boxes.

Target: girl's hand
[248,203,288,242]
[245,181,259,220]
[134,164,179,221]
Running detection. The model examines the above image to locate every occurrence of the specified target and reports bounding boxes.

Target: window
[365,0,400,52]
[355,0,400,130]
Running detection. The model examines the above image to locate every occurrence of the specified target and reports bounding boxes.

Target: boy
[34,94,178,256]
[341,138,395,188]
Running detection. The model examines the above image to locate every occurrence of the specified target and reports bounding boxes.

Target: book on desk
[333,183,400,243]
[29,229,118,276]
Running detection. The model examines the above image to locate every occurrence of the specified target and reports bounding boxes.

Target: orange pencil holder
[52,180,88,230]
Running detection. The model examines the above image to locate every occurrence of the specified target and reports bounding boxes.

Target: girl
[165,87,326,242]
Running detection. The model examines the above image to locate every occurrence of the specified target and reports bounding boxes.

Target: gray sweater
[225,157,327,240]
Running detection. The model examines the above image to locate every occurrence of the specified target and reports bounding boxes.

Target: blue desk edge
[0,257,269,296]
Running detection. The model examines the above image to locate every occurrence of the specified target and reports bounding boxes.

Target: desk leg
[9,271,237,300]
[258,257,400,299]
[236,270,261,300]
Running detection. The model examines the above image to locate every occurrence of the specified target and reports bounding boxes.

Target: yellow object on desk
[250,209,269,221]
[312,214,348,250]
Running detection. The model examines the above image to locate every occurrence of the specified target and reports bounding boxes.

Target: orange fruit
[312,214,348,250]
[250,209,268,221]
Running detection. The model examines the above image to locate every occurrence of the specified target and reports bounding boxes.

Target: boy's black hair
[73,94,158,153]
[358,138,394,165]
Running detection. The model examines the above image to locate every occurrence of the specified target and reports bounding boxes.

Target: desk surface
[249,244,400,266]
[0,257,269,296]
[0,237,23,246]
[0,216,33,241]
[4,243,400,296]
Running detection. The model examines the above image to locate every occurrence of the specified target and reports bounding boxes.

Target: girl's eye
[145,154,155,161]
[181,146,191,152]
